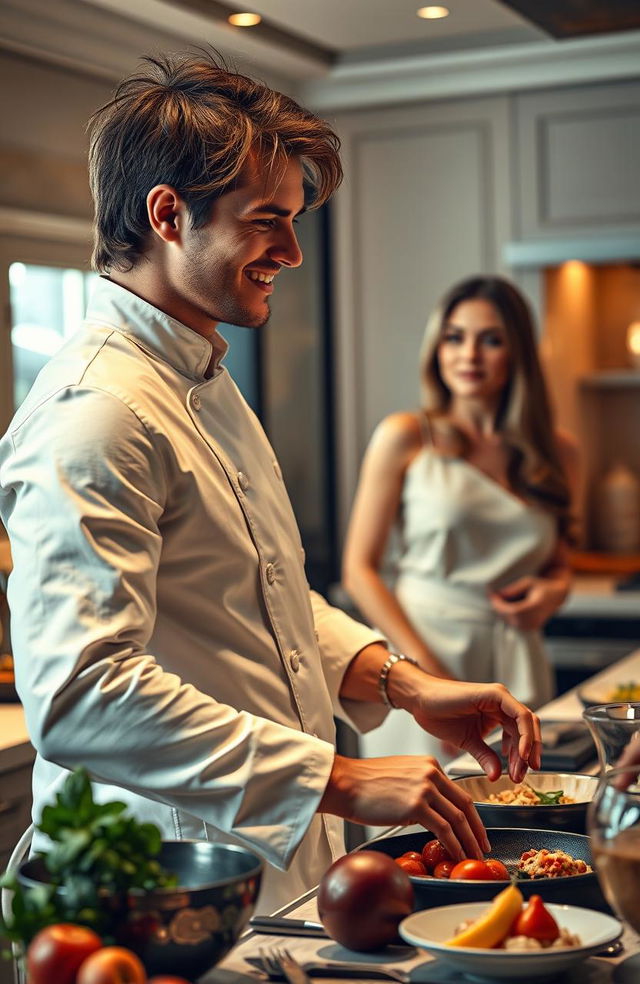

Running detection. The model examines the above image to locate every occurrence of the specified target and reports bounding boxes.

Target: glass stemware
[583,702,640,774]
[587,765,640,934]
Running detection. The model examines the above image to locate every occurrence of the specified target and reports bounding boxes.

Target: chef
[0,51,541,913]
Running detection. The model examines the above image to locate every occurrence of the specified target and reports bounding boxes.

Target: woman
[343,275,578,759]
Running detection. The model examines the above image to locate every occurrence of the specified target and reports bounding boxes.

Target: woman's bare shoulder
[370,411,424,455]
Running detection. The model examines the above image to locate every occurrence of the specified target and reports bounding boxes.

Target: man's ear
[146,185,186,245]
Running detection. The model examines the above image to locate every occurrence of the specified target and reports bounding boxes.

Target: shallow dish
[578,679,640,707]
[399,901,622,983]
[365,826,609,912]
[452,772,598,834]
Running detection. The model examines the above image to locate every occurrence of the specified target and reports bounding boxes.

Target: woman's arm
[489,430,580,630]
[342,413,454,678]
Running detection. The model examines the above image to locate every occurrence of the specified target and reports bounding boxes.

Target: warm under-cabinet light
[228,12,262,27]
[417,5,449,19]
[627,321,640,368]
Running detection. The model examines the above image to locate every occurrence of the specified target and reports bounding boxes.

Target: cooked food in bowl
[452,773,598,834]
[485,783,575,806]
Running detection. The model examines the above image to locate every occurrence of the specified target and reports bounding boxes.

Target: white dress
[360,443,557,762]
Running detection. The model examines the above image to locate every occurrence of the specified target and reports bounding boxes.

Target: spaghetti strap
[417,410,434,447]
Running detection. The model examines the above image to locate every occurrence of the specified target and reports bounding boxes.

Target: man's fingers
[418,785,487,862]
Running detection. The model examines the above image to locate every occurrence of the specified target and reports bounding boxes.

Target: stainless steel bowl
[18,840,263,979]
[452,772,599,834]
[365,825,608,913]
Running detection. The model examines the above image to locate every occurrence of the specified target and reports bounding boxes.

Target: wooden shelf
[580,369,640,388]
[569,549,640,575]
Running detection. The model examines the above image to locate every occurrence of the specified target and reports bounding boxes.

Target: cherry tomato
[400,851,423,863]
[449,859,494,880]
[318,851,414,951]
[511,894,560,942]
[395,857,427,876]
[433,860,455,879]
[484,858,510,881]
[421,839,452,873]
[26,924,102,984]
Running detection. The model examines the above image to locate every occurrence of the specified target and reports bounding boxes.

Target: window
[9,263,99,409]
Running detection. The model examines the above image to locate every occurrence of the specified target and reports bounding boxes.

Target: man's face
[176,155,305,332]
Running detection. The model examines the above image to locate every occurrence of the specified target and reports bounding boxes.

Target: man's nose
[269,227,303,268]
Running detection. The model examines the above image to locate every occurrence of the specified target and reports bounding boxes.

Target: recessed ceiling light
[228,12,262,27]
[417,5,450,19]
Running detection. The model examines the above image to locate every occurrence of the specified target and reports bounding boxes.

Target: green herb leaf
[0,767,177,949]
[534,788,564,805]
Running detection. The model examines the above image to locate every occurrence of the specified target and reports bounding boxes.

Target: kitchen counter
[209,648,640,984]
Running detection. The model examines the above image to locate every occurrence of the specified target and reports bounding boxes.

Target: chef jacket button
[289,649,300,672]
[314,630,320,642]
[237,471,249,492]
[265,562,276,584]
[192,393,201,411]
[273,459,283,481]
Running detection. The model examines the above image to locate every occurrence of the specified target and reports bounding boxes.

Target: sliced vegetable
[445,883,524,948]
[511,894,560,942]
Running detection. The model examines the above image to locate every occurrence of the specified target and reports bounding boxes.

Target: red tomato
[76,946,146,984]
[395,857,427,876]
[26,923,102,984]
[511,894,560,942]
[484,858,510,881]
[421,839,452,873]
[148,979,192,984]
[449,859,494,880]
[400,851,423,863]
[433,860,455,879]
[318,851,414,951]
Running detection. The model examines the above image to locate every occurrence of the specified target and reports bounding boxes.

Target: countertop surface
[209,649,640,984]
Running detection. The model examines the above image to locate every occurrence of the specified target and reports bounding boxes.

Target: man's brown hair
[88,51,342,272]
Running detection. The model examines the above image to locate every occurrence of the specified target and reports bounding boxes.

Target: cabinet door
[331,95,511,538]
[514,79,640,240]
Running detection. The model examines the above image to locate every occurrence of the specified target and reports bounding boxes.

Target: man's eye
[253,218,276,228]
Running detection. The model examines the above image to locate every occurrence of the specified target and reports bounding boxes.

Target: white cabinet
[331,94,512,536]
[514,79,640,241]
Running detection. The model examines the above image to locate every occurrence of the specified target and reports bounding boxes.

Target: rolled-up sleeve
[309,590,389,733]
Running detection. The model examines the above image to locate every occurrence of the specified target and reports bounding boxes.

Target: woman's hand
[488,575,567,630]
[319,753,491,862]
[388,667,542,784]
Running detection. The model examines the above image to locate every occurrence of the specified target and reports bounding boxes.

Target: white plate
[399,901,622,982]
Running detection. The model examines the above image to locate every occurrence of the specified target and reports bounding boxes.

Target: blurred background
[1,0,640,689]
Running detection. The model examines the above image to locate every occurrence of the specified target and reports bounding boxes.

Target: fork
[255,948,411,983]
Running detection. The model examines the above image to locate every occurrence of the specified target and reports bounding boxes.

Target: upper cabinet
[514,79,640,241]
[330,95,512,536]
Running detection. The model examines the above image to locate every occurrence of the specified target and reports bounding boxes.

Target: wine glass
[587,765,640,934]
[583,702,640,773]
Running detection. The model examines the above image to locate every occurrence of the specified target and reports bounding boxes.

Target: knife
[249,916,329,938]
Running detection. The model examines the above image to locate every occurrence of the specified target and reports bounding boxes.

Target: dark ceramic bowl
[18,840,262,980]
[365,826,609,913]
[451,772,599,835]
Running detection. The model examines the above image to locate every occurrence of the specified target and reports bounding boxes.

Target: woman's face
[436,298,511,404]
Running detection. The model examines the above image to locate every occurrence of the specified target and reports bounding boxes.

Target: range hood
[504,235,640,267]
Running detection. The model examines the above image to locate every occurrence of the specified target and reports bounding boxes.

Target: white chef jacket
[0,277,386,913]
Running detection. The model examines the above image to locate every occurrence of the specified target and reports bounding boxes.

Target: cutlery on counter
[249,916,329,938]
[250,950,411,983]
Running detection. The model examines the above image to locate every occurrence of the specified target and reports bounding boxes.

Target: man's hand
[389,667,542,784]
[319,753,491,862]
[488,575,566,631]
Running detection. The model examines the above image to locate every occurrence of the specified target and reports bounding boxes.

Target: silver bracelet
[378,652,419,709]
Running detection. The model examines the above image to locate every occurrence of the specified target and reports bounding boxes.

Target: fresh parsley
[0,767,177,947]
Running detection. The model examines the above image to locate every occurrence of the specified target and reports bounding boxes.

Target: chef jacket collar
[86,277,229,381]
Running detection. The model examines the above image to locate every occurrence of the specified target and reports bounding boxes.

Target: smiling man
[0,52,541,913]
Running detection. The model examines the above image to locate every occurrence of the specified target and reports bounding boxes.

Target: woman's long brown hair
[419,275,573,539]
